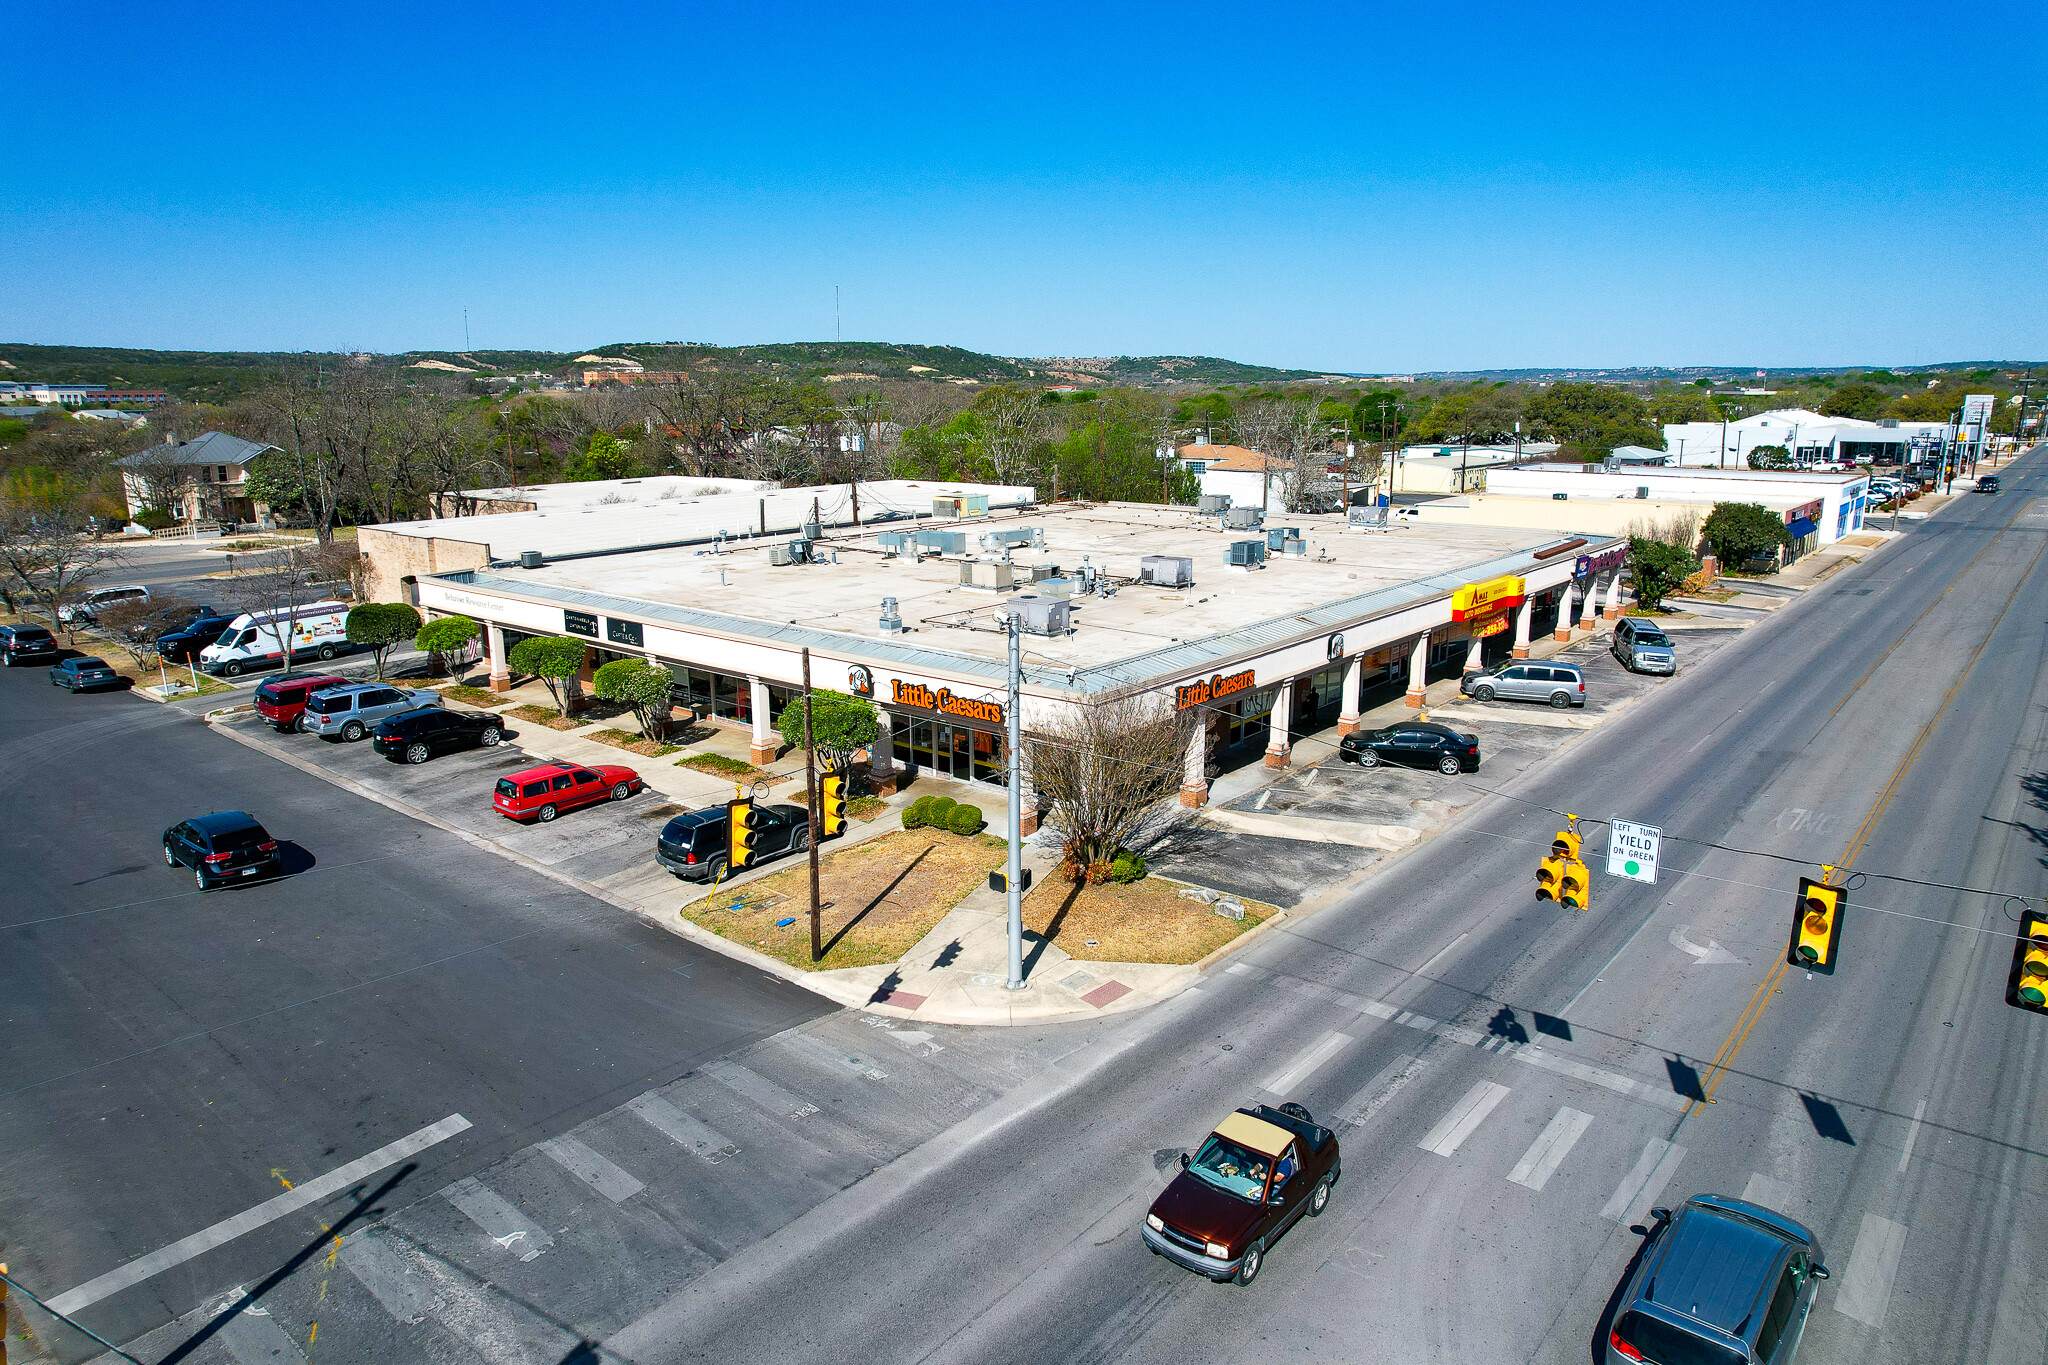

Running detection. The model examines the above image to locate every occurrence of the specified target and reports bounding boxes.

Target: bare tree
[1230,396,1323,513]
[1025,696,1191,877]
[0,506,127,640]
[973,385,1053,488]
[122,441,196,520]
[255,363,350,540]
[221,542,343,665]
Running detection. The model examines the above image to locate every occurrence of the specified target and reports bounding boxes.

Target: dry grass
[507,703,579,731]
[678,752,762,779]
[586,727,681,757]
[1022,875,1275,965]
[683,829,1006,971]
[439,684,507,707]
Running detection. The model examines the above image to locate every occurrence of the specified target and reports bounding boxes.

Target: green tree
[1747,444,1794,470]
[593,657,676,737]
[1350,389,1408,441]
[566,431,637,481]
[1524,383,1660,460]
[507,634,588,715]
[1701,502,1793,569]
[776,688,881,774]
[345,602,422,679]
[1888,391,1956,422]
[1820,384,1888,420]
[1626,538,1699,611]
[414,614,479,680]
[1651,388,1718,424]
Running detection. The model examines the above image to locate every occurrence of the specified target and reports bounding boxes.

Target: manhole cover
[1060,971,1095,991]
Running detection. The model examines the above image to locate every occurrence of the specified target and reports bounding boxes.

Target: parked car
[252,672,350,733]
[1977,474,2000,494]
[1461,659,1587,708]
[57,583,150,625]
[49,657,121,691]
[302,682,442,741]
[161,810,284,890]
[1338,721,1478,774]
[494,762,643,822]
[1142,1103,1340,1286]
[1605,1195,1828,1365]
[0,624,60,666]
[198,601,351,676]
[155,609,237,662]
[1612,617,1678,675]
[371,707,505,763]
[656,802,811,881]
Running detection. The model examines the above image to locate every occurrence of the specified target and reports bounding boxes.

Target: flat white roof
[455,475,775,510]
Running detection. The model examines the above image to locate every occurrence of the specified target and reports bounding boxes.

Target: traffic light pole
[802,647,822,961]
[1004,610,1025,991]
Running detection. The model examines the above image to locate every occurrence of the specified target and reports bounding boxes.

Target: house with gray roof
[116,431,281,527]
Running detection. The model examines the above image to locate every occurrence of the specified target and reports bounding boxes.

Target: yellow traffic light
[1551,831,1582,862]
[1790,876,1843,973]
[1538,831,1587,909]
[729,797,762,869]
[1536,855,1564,901]
[2010,910,2048,1013]
[819,768,848,838]
[1560,856,1590,911]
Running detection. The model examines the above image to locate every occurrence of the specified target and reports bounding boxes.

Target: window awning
[1788,517,1818,537]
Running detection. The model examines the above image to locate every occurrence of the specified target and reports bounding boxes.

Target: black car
[163,811,284,890]
[371,706,506,763]
[49,657,121,691]
[0,624,60,666]
[1977,474,1999,494]
[656,803,810,882]
[1338,721,1479,775]
[156,609,236,662]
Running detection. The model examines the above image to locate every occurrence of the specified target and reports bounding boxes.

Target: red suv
[493,762,642,822]
[253,672,348,733]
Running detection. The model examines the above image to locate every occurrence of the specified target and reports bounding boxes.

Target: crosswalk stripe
[340,1230,441,1324]
[1507,1107,1593,1191]
[1600,1139,1687,1222]
[1334,1054,1420,1128]
[538,1135,645,1203]
[444,1177,552,1260]
[705,1059,820,1117]
[1418,1082,1511,1157]
[1260,1030,1353,1095]
[628,1093,740,1163]
[1741,1172,1792,1211]
[1835,1213,1908,1327]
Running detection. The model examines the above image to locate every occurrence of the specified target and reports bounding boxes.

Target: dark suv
[162,811,284,890]
[372,707,506,763]
[656,804,810,881]
[156,609,236,663]
[1606,1195,1829,1365]
[0,624,60,666]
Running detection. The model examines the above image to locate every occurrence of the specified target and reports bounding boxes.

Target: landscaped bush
[135,508,175,531]
[946,803,985,835]
[1110,850,1148,883]
[928,796,958,822]
[901,797,932,829]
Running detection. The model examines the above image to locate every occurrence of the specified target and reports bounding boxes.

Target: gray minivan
[1606,1195,1828,1365]
[1613,618,1678,675]
[1461,660,1586,708]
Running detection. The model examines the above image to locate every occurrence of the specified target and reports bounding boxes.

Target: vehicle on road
[656,802,811,881]
[252,672,350,732]
[48,656,121,691]
[155,608,236,662]
[198,601,351,677]
[161,810,283,890]
[1977,474,1999,493]
[1338,721,1479,774]
[302,682,440,741]
[494,761,643,822]
[1461,659,1587,708]
[0,624,60,666]
[1612,617,1678,675]
[57,583,150,625]
[1143,1103,1340,1286]
[372,706,505,763]
[1606,1194,1828,1365]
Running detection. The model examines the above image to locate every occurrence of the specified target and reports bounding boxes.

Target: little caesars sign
[1176,668,1257,711]
[890,679,1004,726]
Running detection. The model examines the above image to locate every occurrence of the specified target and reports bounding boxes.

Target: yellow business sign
[1451,575,1526,621]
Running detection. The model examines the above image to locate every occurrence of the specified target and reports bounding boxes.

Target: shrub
[1110,850,1148,883]
[775,688,880,774]
[592,657,675,738]
[1626,538,1699,612]
[901,797,932,830]
[135,508,176,531]
[1701,502,1793,568]
[345,602,423,679]
[946,803,984,835]
[928,796,958,821]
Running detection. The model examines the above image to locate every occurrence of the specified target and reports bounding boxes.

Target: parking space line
[1600,1139,1686,1223]
[1506,1107,1593,1191]
[538,1135,645,1203]
[1417,1082,1510,1157]
[1259,1030,1353,1095]
[1835,1213,1908,1327]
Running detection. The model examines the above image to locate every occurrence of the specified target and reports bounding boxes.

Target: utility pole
[1003,610,1025,991]
[849,480,861,526]
[803,648,822,961]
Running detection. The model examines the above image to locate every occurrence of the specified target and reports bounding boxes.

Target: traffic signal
[2009,909,2048,1014]
[819,767,848,838]
[1789,876,1844,973]
[728,796,763,869]
[1536,851,1564,902]
[1559,852,1590,911]
[1537,831,1588,908]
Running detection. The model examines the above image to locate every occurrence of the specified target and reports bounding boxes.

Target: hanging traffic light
[819,767,848,838]
[1560,853,1591,911]
[1536,852,1564,901]
[729,796,763,869]
[1537,830,1587,908]
[2009,909,2048,1014]
[1789,876,1844,973]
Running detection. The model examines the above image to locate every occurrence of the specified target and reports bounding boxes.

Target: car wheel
[1357,748,1380,768]
[537,803,558,822]
[480,727,501,747]
[1549,692,1571,709]
[610,782,632,801]
[1308,1176,1333,1217]
[705,856,728,883]
[2,655,11,667]
[406,743,430,765]
[1472,684,1494,702]
[194,866,210,891]
[295,713,312,733]
[792,827,809,852]
[224,660,243,677]
[1233,1242,1263,1286]
[341,720,366,742]
[1437,754,1460,776]
[163,842,176,866]
[317,644,337,660]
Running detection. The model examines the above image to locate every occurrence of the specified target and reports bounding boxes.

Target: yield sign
[1607,819,1661,884]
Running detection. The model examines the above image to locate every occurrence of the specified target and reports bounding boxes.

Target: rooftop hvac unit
[1223,507,1263,530]
[982,527,1035,549]
[915,530,968,554]
[518,550,544,569]
[802,520,823,540]
[960,559,1017,590]
[768,543,798,566]
[1025,563,1058,582]
[1036,577,1077,599]
[1138,554,1194,587]
[878,596,903,635]
[877,531,912,553]
[1012,595,1071,636]
[1265,527,1300,551]
[1636,487,1650,499]
[932,494,990,519]
[1227,539,1267,568]
[1283,538,1307,556]
[1198,494,1232,513]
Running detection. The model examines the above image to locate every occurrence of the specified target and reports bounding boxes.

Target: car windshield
[1185,1134,1272,1202]
[305,692,353,714]
[209,825,269,851]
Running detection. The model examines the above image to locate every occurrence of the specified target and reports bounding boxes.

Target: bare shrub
[1025,697,1190,878]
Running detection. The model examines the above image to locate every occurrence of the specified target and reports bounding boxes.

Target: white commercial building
[1487,464,1869,545]
[1662,409,1952,469]
[434,475,778,517]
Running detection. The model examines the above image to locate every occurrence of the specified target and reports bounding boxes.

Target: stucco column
[1406,632,1430,708]
[1554,581,1575,642]
[486,623,510,692]
[1512,596,1534,659]
[748,675,777,765]
[867,706,899,795]
[1336,653,1365,735]
[1604,568,1625,621]
[1263,683,1293,769]
[1579,576,1601,630]
[1180,717,1210,807]
[1464,633,1485,672]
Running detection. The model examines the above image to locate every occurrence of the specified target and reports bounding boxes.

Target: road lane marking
[1334,1054,1420,1127]
[538,1135,645,1203]
[1740,1172,1792,1210]
[339,1230,441,1324]
[1417,1082,1510,1157]
[1507,1107,1593,1191]
[627,1093,739,1163]
[443,1177,552,1261]
[1600,1139,1687,1222]
[1414,933,1469,979]
[1260,1030,1353,1095]
[1898,1098,1926,1173]
[47,1114,471,1315]
[704,1060,820,1117]
[780,1032,890,1081]
[1835,1213,1908,1327]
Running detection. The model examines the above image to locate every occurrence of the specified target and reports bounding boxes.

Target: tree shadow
[822,844,933,958]
[1487,1006,1529,1044]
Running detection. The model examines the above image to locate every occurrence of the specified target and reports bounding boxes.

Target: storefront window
[890,712,1005,786]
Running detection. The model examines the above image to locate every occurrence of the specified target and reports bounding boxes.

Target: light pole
[1003,609,1026,991]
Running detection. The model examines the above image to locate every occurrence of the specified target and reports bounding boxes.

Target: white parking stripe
[628,1093,739,1163]
[1260,1031,1353,1095]
[1507,1107,1593,1191]
[1417,1082,1511,1157]
[538,1135,645,1203]
[1741,1173,1792,1211]
[1835,1213,1908,1327]
[1600,1139,1688,1222]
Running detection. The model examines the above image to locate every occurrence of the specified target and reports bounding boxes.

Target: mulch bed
[507,703,579,731]
[586,728,681,757]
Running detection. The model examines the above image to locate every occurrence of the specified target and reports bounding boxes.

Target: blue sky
[8,1,2045,372]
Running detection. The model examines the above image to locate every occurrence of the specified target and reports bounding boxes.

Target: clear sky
[8,1,2044,372]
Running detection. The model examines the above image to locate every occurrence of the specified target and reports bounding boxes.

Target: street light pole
[802,647,822,961]
[1003,609,1025,991]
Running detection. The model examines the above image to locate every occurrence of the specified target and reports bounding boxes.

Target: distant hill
[1413,362,2042,384]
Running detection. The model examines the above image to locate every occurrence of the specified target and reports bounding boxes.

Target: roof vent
[519,550,544,569]
[878,596,903,635]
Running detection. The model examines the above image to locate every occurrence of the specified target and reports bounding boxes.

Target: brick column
[1180,718,1210,807]
[1512,597,1533,659]
[486,623,510,692]
[1336,653,1364,735]
[1554,581,1575,642]
[748,675,777,765]
[1406,632,1430,708]
[1579,575,1601,631]
[1604,569,1625,621]
[1263,682,1293,768]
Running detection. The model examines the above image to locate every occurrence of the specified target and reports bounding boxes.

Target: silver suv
[1607,1195,1828,1365]
[1461,660,1586,708]
[303,682,440,741]
[1613,618,1677,675]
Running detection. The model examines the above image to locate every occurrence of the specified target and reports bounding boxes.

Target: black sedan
[1977,474,2000,494]
[1338,721,1479,775]
[0,624,60,666]
[371,706,506,763]
[49,657,121,691]
[156,609,236,662]
[163,811,283,890]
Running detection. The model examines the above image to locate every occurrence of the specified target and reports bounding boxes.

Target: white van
[199,601,352,677]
